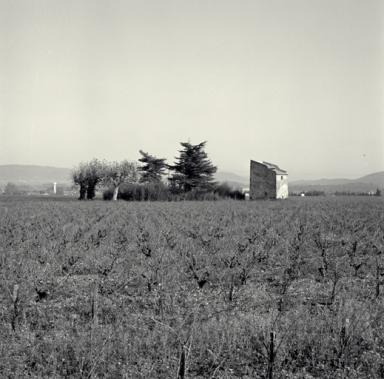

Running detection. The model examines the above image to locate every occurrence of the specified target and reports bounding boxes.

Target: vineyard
[0,196,384,378]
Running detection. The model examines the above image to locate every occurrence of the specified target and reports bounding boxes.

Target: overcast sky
[0,0,383,180]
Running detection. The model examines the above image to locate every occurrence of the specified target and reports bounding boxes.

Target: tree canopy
[169,141,217,192]
[4,182,20,195]
[138,150,167,183]
[72,141,218,200]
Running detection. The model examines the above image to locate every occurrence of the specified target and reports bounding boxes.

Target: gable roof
[262,161,288,175]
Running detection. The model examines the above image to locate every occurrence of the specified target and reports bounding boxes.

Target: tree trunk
[113,186,119,201]
[87,183,96,200]
[79,184,86,200]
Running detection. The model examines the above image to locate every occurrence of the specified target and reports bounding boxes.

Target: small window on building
[281,176,284,180]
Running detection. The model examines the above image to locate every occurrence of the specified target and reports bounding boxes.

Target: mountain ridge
[0,164,72,185]
[290,172,384,186]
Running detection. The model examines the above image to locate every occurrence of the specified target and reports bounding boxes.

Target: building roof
[262,161,288,175]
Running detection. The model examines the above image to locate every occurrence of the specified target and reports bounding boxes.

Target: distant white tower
[53,182,57,194]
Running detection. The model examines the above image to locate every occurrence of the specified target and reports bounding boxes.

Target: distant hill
[355,172,384,185]
[0,165,72,186]
[215,171,248,189]
[290,171,384,194]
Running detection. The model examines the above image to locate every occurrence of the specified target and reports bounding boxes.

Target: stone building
[250,160,288,199]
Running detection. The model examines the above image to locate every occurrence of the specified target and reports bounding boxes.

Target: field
[0,196,383,378]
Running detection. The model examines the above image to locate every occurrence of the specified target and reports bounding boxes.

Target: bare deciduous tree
[102,160,138,201]
[72,159,104,200]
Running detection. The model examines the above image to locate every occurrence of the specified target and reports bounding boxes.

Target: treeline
[72,141,245,201]
[290,189,382,197]
[334,189,382,196]
[290,190,326,197]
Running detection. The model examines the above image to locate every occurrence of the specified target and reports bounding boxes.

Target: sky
[0,0,383,180]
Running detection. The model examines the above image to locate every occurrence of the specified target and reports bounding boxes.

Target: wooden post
[11,284,19,331]
[91,283,99,327]
[267,331,275,379]
[375,258,381,298]
[177,345,186,379]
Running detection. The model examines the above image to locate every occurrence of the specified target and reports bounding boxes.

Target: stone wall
[250,160,276,199]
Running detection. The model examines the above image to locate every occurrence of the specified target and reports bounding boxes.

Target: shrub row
[103,182,245,201]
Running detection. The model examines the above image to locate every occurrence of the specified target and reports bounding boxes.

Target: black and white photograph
[0,0,383,377]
